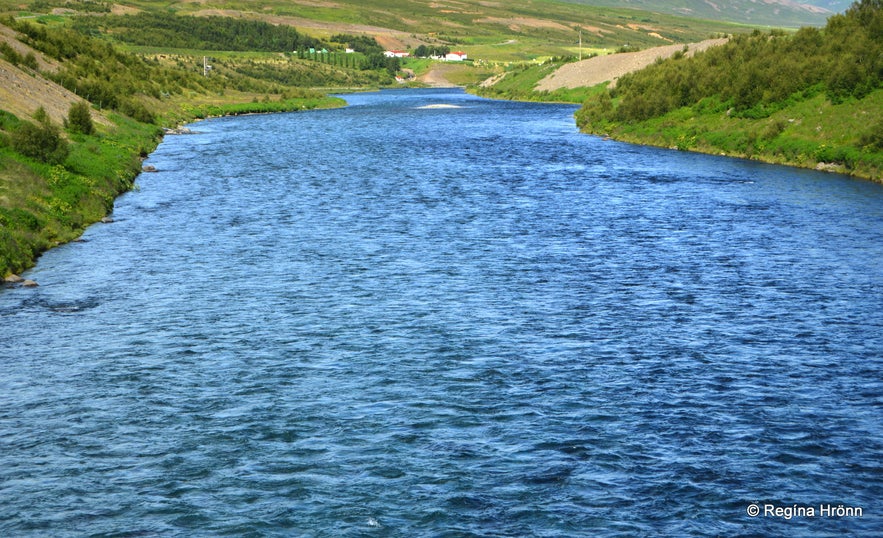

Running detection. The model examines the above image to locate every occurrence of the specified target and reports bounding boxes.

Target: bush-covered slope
[575,0,883,180]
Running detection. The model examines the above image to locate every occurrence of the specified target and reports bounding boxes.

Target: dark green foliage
[361,53,400,76]
[0,41,22,65]
[0,110,21,131]
[118,99,155,124]
[331,34,383,55]
[72,12,323,52]
[413,45,451,58]
[0,207,40,231]
[11,108,68,164]
[67,101,94,135]
[22,52,38,70]
[859,118,883,149]
[575,91,613,128]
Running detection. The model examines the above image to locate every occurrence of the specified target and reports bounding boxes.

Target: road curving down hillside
[535,38,728,91]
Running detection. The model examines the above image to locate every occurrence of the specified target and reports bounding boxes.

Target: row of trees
[72,13,324,52]
[412,45,451,58]
[297,50,400,77]
[29,0,111,13]
[579,0,882,125]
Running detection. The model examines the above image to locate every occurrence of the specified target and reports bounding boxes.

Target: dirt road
[417,63,461,87]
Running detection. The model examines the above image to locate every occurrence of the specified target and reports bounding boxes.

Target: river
[1,88,881,536]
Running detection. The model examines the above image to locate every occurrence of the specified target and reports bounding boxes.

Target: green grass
[178,95,346,120]
[579,89,883,181]
[0,110,163,275]
[471,60,605,103]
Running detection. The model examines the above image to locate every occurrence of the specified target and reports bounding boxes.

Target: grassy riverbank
[470,2,882,182]
[574,2,883,182]
[577,88,883,181]
[0,94,343,278]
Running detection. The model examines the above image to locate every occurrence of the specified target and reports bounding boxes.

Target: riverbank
[0,94,344,279]
[575,88,883,184]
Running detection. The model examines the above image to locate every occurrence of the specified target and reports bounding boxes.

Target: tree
[11,107,69,164]
[67,101,95,135]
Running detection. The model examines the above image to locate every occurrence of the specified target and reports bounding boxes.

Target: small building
[445,51,467,61]
[384,50,410,58]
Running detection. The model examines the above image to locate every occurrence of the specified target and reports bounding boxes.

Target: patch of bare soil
[111,4,142,15]
[417,63,460,87]
[535,38,728,92]
[474,16,571,32]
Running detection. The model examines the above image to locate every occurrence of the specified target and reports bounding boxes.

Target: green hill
[575,0,883,181]
[566,0,837,28]
[1,0,748,61]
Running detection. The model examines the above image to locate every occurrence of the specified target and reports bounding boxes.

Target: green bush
[67,101,95,135]
[859,118,883,149]
[11,108,69,165]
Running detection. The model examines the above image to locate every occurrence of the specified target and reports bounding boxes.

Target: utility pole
[579,28,582,61]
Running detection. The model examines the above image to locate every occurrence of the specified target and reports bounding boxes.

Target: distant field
[10,0,753,62]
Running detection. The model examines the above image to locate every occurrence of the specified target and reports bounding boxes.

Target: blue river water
[1,88,882,536]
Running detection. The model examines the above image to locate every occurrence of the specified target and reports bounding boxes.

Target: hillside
[535,38,728,92]
[575,0,883,181]
[0,0,749,62]
[565,0,846,27]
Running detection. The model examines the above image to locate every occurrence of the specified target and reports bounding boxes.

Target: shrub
[11,107,69,164]
[0,41,22,65]
[859,118,883,149]
[67,101,95,135]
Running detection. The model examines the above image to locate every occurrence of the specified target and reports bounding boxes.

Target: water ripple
[1,89,881,537]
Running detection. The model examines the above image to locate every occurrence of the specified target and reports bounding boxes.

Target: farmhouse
[384,50,410,58]
[445,51,467,61]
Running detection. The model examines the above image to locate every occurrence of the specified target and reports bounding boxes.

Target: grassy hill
[1,0,748,62]
[575,0,883,181]
[566,0,837,27]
